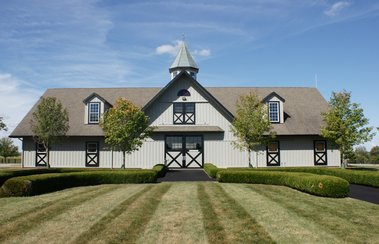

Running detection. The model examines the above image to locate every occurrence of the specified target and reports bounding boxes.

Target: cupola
[169,41,199,80]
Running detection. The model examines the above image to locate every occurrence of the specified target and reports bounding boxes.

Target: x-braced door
[86,142,99,167]
[314,140,327,165]
[165,135,203,168]
[267,141,280,166]
[36,143,47,167]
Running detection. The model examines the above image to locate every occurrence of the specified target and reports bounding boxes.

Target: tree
[321,91,375,168]
[0,116,6,131]
[230,92,276,167]
[100,98,153,169]
[0,137,20,160]
[351,146,369,164]
[369,146,379,164]
[31,97,69,168]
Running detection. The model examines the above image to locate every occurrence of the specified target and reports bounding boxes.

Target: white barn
[10,42,340,169]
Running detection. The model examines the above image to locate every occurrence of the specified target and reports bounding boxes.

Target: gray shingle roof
[10,86,328,137]
[169,42,199,70]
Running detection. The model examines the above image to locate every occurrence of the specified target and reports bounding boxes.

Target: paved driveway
[349,184,379,205]
[157,169,215,182]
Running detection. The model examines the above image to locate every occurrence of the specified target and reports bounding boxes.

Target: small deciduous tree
[321,91,375,168]
[0,116,6,131]
[31,97,69,168]
[0,137,20,161]
[100,98,153,169]
[230,92,276,167]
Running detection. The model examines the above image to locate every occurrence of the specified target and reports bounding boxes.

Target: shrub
[217,170,349,198]
[0,168,108,186]
[226,167,379,188]
[152,164,168,178]
[0,170,157,197]
[204,163,222,178]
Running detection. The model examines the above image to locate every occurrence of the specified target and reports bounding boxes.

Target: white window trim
[268,101,280,123]
[88,102,100,124]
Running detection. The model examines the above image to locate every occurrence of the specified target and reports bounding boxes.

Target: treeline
[349,146,379,164]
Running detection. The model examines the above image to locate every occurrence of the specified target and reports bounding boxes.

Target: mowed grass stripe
[250,185,379,243]
[201,183,274,243]
[7,185,148,244]
[221,184,340,243]
[137,183,208,244]
[0,186,100,222]
[252,184,379,230]
[197,183,228,244]
[74,183,171,244]
[0,185,120,242]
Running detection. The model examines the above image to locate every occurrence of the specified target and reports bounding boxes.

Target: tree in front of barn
[321,91,375,168]
[31,97,69,168]
[230,92,276,167]
[0,137,20,162]
[100,98,153,169]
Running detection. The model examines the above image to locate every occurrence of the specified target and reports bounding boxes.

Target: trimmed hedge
[217,170,349,198]
[0,170,157,197]
[204,163,222,178]
[227,167,379,188]
[152,164,168,178]
[0,168,110,186]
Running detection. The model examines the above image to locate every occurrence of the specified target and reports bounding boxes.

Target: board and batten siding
[22,137,165,169]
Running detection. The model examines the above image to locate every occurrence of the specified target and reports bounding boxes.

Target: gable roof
[143,70,234,121]
[10,83,328,137]
[83,92,111,105]
[169,42,199,70]
[262,91,286,102]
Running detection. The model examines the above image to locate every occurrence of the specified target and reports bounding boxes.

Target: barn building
[10,42,340,168]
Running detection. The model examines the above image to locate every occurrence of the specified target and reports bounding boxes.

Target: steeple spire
[169,41,199,80]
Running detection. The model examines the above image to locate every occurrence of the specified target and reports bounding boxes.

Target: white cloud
[156,40,183,56]
[193,49,211,57]
[156,40,211,57]
[0,72,40,140]
[324,1,351,17]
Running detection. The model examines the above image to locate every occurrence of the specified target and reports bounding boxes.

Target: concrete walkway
[157,169,215,182]
[349,184,379,205]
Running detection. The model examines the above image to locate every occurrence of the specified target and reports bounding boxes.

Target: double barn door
[165,135,203,168]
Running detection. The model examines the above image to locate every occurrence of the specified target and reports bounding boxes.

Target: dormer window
[88,102,100,124]
[268,101,280,123]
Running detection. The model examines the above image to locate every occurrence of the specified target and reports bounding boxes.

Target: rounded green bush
[217,170,349,198]
[204,163,222,178]
[0,170,157,197]
[152,164,168,177]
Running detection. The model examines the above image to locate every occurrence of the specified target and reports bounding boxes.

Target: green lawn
[0,183,378,244]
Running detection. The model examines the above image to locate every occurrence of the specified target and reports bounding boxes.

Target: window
[315,141,326,152]
[173,103,195,124]
[267,141,279,153]
[177,89,191,97]
[86,142,98,153]
[268,101,280,123]
[88,102,100,123]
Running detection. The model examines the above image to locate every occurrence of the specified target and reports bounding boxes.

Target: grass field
[0,183,378,244]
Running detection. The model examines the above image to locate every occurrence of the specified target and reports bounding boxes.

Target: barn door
[165,135,203,168]
[267,141,280,166]
[86,142,99,167]
[314,141,327,165]
[36,143,47,167]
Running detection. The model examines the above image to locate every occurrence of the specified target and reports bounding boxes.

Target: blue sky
[0,0,378,149]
